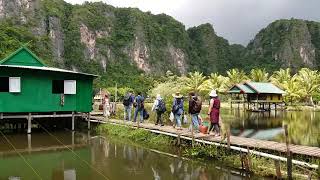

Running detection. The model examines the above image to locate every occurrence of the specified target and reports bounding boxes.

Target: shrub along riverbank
[97,123,320,179]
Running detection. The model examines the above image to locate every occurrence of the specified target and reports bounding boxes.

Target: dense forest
[1,0,320,94]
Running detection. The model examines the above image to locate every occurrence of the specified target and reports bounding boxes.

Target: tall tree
[270,68,292,89]
[184,71,206,93]
[295,68,320,105]
[226,68,248,86]
[250,68,269,82]
[200,73,229,94]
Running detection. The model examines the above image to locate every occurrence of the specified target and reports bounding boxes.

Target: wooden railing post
[274,160,282,179]
[227,127,231,149]
[284,124,292,180]
[177,133,181,146]
[191,118,194,147]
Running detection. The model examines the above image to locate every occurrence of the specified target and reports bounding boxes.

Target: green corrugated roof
[228,84,255,94]
[245,82,285,94]
[237,84,255,93]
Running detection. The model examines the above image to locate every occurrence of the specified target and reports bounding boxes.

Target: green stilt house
[227,82,285,111]
[0,46,97,132]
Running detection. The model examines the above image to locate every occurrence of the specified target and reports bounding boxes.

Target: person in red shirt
[207,90,221,136]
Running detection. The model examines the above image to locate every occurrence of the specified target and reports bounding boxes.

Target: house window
[0,77,9,92]
[64,80,76,95]
[52,80,76,94]
[9,77,21,93]
[52,80,64,94]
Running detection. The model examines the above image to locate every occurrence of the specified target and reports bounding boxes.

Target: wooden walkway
[89,116,320,159]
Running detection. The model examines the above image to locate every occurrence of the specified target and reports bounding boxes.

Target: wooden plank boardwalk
[89,116,320,158]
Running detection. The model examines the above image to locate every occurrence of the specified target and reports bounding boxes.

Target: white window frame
[9,77,21,93]
[64,80,76,95]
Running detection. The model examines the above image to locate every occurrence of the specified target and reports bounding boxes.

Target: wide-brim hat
[172,92,183,98]
[209,89,217,97]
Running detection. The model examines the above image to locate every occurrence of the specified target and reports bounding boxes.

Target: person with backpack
[207,89,221,136]
[133,92,145,123]
[123,91,134,121]
[188,92,202,132]
[152,94,166,126]
[172,92,184,130]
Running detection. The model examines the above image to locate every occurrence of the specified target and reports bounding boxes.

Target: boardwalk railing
[88,115,319,171]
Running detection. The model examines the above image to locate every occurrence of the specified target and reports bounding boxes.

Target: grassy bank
[97,123,319,179]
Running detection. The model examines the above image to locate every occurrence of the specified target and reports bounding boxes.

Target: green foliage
[250,68,269,82]
[226,68,248,86]
[184,71,206,93]
[199,73,229,95]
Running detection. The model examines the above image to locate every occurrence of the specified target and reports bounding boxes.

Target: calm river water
[221,108,320,147]
[0,131,265,180]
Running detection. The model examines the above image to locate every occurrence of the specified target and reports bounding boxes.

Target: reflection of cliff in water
[222,108,320,147]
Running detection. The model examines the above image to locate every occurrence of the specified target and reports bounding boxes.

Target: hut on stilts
[227,82,285,112]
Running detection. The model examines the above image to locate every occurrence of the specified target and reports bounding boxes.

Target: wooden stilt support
[72,131,75,149]
[27,113,32,134]
[88,113,91,130]
[71,111,75,131]
[0,113,3,119]
[274,160,282,179]
[27,134,32,153]
[177,133,181,146]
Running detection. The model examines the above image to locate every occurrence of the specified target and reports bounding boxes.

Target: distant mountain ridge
[0,0,320,86]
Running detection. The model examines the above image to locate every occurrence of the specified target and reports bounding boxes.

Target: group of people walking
[121,89,221,136]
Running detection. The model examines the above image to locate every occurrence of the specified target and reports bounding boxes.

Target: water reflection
[221,108,320,146]
[92,136,259,180]
[0,132,263,180]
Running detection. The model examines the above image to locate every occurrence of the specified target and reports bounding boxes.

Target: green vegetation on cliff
[1,0,320,93]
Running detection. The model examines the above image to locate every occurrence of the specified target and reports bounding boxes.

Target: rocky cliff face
[1,0,320,79]
[245,19,320,72]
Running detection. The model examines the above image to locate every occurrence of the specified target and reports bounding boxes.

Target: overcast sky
[65,0,320,45]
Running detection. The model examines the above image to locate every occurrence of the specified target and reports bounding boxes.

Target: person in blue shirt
[172,92,184,130]
[133,92,144,123]
[123,91,134,121]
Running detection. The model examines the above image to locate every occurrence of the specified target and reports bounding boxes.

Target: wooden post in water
[284,124,292,180]
[177,133,181,146]
[274,160,282,179]
[27,113,32,134]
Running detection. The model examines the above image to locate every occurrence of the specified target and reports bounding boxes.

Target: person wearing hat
[152,94,166,126]
[207,89,221,136]
[172,92,184,130]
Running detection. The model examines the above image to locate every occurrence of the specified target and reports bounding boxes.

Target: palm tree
[184,71,206,93]
[200,73,229,93]
[295,68,320,105]
[270,68,291,89]
[250,68,269,82]
[226,68,248,86]
[282,76,304,104]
